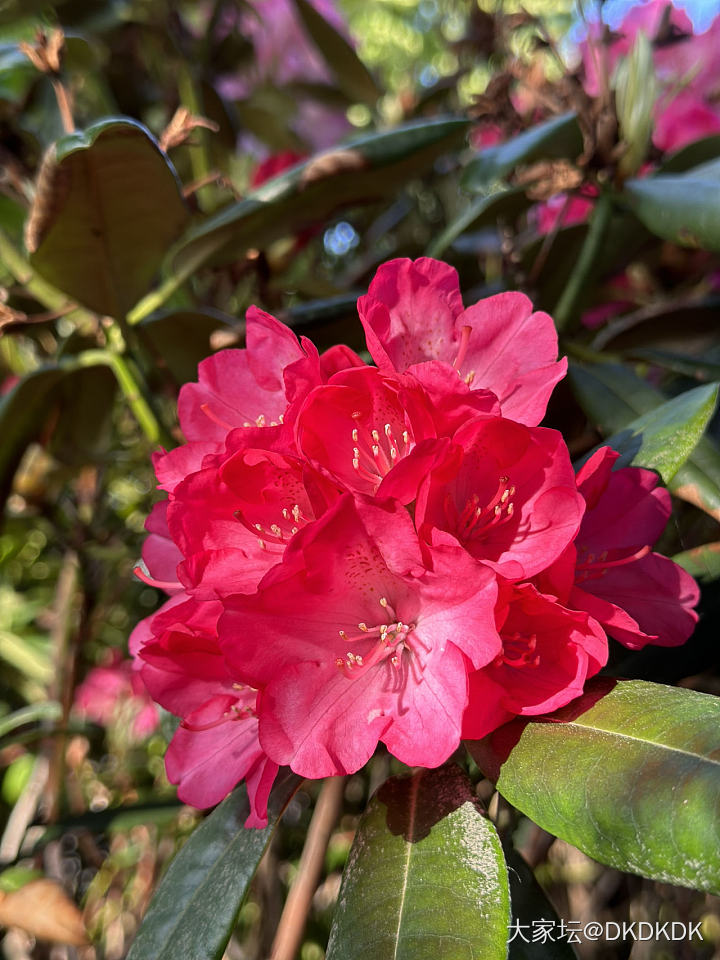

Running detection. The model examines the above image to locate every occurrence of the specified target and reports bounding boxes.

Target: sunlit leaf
[570,362,720,520]
[27,118,189,317]
[468,678,720,892]
[673,542,720,583]
[624,159,720,252]
[326,764,509,960]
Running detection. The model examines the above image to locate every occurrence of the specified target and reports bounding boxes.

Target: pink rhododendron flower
[130,256,700,825]
[74,652,158,741]
[135,594,278,826]
[416,417,584,580]
[569,447,700,649]
[219,496,500,777]
[357,258,566,426]
[462,582,608,739]
[536,191,596,236]
[213,0,351,152]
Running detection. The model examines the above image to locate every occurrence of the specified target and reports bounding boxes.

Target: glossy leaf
[598,382,717,483]
[461,113,582,192]
[673,542,720,583]
[326,764,509,960]
[293,0,380,106]
[27,118,189,317]
[468,678,720,893]
[624,160,720,252]
[172,117,469,273]
[126,774,300,960]
[570,362,720,520]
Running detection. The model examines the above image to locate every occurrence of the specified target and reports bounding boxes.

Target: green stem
[79,348,173,448]
[177,62,215,212]
[553,190,613,333]
[0,229,95,327]
[126,261,195,325]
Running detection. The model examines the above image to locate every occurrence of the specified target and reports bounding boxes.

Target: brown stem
[270,777,345,960]
[42,549,79,823]
[51,77,75,134]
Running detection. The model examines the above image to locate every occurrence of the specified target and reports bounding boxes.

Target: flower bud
[613,31,657,176]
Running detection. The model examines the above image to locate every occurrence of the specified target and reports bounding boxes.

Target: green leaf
[0,702,61,740]
[326,763,509,960]
[27,118,189,317]
[624,160,720,252]
[292,0,380,106]
[137,308,236,386]
[658,134,720,174]
[595,381,718,483]
[427,186,531,258]
[569,362,720,519]
[467,678,720,893]
[461,113,582,192]
[0,362,114,512]
[46,364,116,467]
[0,630,51,683]
[126,774,300,960]
[623,346,720,382]
[673,542,720,583]
[172,117,469,274]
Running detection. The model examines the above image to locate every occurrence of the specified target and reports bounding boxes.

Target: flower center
[452,475,515,542]
[180,688,258,732]
[575,544,651,583]
[493,631,539,669]
[201,403,284,430]
[334,597,418,679]
[350,418,414,486]
[235,501,311,552]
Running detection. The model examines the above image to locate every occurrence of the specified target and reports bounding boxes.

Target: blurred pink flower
[216,0,352,151]
[581,1,720,153]
[74,652,158,741]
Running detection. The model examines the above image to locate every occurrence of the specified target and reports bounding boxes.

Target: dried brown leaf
[0,880,89,947]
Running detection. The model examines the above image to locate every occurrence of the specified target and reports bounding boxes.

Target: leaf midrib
[535,716,720,768]
[391,772,420,960]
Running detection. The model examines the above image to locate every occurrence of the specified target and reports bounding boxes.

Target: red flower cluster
[131,258,699,826]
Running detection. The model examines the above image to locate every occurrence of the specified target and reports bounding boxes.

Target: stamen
[133,565,178,591]
[576,544,651,577]
[453,324,472,372]
[200,403,234,431]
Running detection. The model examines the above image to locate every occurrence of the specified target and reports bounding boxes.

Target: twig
[42,549,79,823]
[270,777,345,960]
